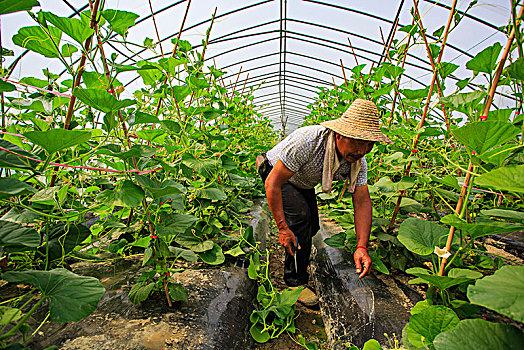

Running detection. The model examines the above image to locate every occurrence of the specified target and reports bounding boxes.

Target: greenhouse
[0,0,523,349]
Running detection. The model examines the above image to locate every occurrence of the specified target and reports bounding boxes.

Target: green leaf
[182,153,219,178]
[410,273,473,291]
[12,26,61,58]
[169,85,191,102]
[475,165,524,193]
[175,233,213,253]
[0,178,36,200]
[73,88,135,113]
[362,339,383,350]
[169,246,197,262]
[101,9,139,37]
[0,220,40,252]
[0,0,39,14]
[136,175,186,199]
[61,43,77,57]
[2,268,105,322]
[323,231,346,248]
[97,180,144,208]
[411,300,430,315]
[186,75,210,90]
[157,214,198,236]
[401,87,429,100]
[438,62,459,78]
[370,252,390,275]
[409,306,459,347]
[467,265,524,322]
[451,121,520,155]
[96,144,157,160]
[128,281,155,304]
[195,186,227,201]
[137,61,163,86]
[197,243,225,265]
[503,56,524,81]
[398,218,449,256]
[375,176,415,194]
[0,306,22,325]
[224,246,245,257]
[440,91,485,115]
[488,108,514,122]
[0,139,41,170]
[480,209,524,222]
[171,38,192,52]
[465,43,502,73]
[158,57,188,75]
[168,283,188,301]
[24,129,91,155]
[250,322,270,343]
[82,71,122,90]
[41,223,91,262]
[0,79,16,92]
[477,144,517,166]
[128,111,160,126]
[448,268,483,280]
[441,214,524,239]
[434,319,524,350]
[44,12,94,45]
[30,186,59,205]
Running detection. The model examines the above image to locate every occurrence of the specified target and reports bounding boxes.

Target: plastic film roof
[3,0,515,131]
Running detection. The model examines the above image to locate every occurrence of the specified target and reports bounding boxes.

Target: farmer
[256,99,392,305]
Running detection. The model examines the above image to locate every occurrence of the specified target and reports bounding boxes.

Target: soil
[254,226,328,350]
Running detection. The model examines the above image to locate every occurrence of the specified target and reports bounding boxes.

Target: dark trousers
[258,154,320,287]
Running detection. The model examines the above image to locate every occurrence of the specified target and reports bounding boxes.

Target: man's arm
[264,159,297,255]
[352,184,373,278]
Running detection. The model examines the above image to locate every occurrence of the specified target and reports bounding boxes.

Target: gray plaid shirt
[266,125,368,189]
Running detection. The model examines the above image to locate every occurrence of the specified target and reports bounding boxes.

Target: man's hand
[279,227,300,255]
[354,247,372,278]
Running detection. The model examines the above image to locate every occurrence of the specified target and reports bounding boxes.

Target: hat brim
[321,119,393,144]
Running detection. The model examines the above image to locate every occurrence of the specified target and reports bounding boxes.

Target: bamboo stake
[63,0,100,131]
[49,0,100,187]
[412,1,452,135]
[340,59,349,89]
[186,7,217,112]
[230,66,243,96]
[387,18,415,128]
[148,0,165,57]
[153,0,192,120]
[438,3,524,276]
[388,0,458,229]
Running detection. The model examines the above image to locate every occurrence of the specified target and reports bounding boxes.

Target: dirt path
[254,226,328,350]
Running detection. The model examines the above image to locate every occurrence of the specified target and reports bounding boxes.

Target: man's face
[335,134,375,163]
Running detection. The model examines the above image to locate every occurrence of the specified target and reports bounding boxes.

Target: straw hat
[321,99,392,144]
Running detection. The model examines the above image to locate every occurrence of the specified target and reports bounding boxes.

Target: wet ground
[254,224,328,350]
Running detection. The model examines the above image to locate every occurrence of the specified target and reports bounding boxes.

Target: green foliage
[0,0,39,14]
[467,265,524,322]
[0,178,36,200]
[73,88,136,113]
[0,221,40,252]
[2,268,105,322]
[433,319,524,350]
[398,218,449,256]
[451,121,520,155]
[43,12,94,45]
[465,43,502,73]
[12,26,62,58]
[24,129,91,155]
[475,165,524,193]
[408,306,459,348]
[101,9,139,37]
[97,180,145,208]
